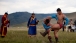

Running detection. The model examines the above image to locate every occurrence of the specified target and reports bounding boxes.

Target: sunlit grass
[0,28,76,43]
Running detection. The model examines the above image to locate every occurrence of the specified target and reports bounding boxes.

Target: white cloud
[0,0,76,15]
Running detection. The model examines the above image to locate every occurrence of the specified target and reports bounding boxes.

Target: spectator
[71,24,75,32]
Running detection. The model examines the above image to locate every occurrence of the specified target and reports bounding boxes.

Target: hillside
[65,12,76,20]
[0,12,76,27]
[0,12,55,26]
[11,12,76,27]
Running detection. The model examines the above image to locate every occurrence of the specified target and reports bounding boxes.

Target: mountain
[0,12,76,27]
[65,12,76,20]
[0,12,55,26]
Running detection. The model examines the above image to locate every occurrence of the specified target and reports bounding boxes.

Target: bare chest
[57,15,64,20]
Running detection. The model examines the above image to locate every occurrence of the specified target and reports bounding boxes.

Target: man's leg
[49,24,60,43]
[73,29,74,32]
[54,30,59,43]
[51,24,60,43]
[47,29,53,43]
[48,36,52,43]
[40,29,50,37]
[4,27,7,36]
[62,26,64,32]
[1,26,5,38]
[40,24,60,37]
[69,29,71,32]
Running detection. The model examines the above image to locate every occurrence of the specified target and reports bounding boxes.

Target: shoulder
[62,14,66,17]
[2,16,6,19]
[2,16,4,18]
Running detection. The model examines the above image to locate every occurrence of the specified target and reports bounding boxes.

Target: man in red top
[0,12,10,38]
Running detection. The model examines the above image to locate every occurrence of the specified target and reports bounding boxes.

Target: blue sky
[0,0,76,15]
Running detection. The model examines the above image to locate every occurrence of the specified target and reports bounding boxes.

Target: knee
[54,33,58,37]
[47,29,50,32]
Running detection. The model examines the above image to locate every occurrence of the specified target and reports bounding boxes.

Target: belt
[29,24,36,26]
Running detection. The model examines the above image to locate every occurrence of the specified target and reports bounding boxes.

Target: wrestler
[40,8,69,43]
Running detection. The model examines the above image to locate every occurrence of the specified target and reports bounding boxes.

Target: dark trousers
[71,29,74,32]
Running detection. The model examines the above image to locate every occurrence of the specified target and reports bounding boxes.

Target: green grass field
[0,27,76,43]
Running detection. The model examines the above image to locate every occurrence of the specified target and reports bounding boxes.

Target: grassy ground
[0,28,76,43]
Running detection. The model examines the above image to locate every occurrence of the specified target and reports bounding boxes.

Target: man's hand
[37,20,39,22]
[36,20,39,25]
[8,25,9,27]
[7,24,10,27]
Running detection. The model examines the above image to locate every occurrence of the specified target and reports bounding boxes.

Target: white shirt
[71,25,75,29]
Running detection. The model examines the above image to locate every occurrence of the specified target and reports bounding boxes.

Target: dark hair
[70,19,72,21]
[32,13,35,15]
[5,12,8,15]
[45,19,50,25]
[57,8,61,12]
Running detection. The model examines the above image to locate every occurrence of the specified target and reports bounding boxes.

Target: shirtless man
[40,8,69,43]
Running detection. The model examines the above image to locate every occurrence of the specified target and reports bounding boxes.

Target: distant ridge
[0,12,55,26]
[0,12,76,26]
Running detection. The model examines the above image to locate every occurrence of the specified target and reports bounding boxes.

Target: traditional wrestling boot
[40,31,48,37]
[48,36,53,43]
[55,37,59,43]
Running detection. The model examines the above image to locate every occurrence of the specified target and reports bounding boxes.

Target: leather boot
[55,37,59,43]
[48,36,53,43]
[40,31,48,37]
